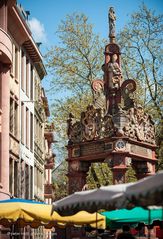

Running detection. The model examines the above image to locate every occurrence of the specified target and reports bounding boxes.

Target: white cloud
[28,17,47,43]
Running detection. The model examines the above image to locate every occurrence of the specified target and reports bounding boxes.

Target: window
[21,51,25,91]
[10,96,19,138]
[30,166,33,199]
[14,102,18,137]
[10,98,14,134]
[14,161,18,197]
[30,65,33,100]
[25,164,29,199]
[26,108,29,148]
[30,113,33,152]
[21,103,24,144]
[9,159,18,197]
[14,47,19,80]
[34,166,37,193]
[9,158,13,194]
[26,59,29,96]
[21,160,25,198]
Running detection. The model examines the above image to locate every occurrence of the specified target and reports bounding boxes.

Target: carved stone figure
[71,122,82,143]
[108,7,116,37]
[121,79,136,110]
[108,54,123,89]
[67,113,82,144]
[103,114,115,137]
[144,115,155,144]
[123,106,156,144]
[81,105,101,141]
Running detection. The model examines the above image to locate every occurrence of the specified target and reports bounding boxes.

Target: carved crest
[92,79,105,109]
[81,105,101,141]
[123,105,155,144]
[67,113,82,144]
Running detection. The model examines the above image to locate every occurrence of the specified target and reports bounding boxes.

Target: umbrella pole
[148,208,151,239]
[96,211,97,239]
[65,227,66,239]
[10,224,14,239]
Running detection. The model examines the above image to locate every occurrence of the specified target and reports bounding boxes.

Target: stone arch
[66,104,157,194]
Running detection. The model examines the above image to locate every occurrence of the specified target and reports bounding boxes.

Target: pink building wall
[0,0,12,200]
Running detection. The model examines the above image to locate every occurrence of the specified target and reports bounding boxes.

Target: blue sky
[19,0,163,49]
[19,0,163,101]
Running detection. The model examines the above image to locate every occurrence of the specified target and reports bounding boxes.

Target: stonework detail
[67,105,117,144]
[67,113,82,144]
[81,105,101,141]
[123,105,155,144]
[67,103,155,145]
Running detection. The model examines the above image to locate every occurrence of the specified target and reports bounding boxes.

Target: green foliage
[45,12,105,168]
[86,163,113,189]
[45,13,105,98]
[118,3,163,118]
[52,161,68,200]
[126,166,137,182]
[117,3,163,167]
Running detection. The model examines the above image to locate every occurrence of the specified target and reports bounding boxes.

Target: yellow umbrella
[0,198,105,229]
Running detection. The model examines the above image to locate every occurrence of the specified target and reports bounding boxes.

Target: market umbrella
[122,170,163,209]
[52,171,163,216]
[52,183,132,216]
[0,198,106,229]
[101,207,163,229]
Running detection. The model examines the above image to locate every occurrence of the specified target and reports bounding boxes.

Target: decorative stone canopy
[67,7,155,147]
[66,8,157,202]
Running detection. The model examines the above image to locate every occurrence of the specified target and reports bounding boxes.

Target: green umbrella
[101,207,163,229]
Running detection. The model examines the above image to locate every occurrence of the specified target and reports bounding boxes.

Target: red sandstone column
[132,161,156,180]
[0,64,10,199]
[111,155,128,184]
[68,171,87,194]
[67,161,90,194]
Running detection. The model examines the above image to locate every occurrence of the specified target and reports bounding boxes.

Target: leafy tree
[45,13,105,99]
[45,12,105,161]
[52,161,68,200]
[45,13,106,192]
[117,3,163,168]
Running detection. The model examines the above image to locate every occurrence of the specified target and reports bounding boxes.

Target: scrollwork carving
[81,105,102,141]
[67,103,155,145]
[123,105,155,144]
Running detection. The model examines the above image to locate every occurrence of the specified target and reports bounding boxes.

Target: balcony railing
[45,155,55,169]
[44,123,55,143]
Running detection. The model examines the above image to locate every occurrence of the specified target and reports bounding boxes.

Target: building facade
[0,0,55,205]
